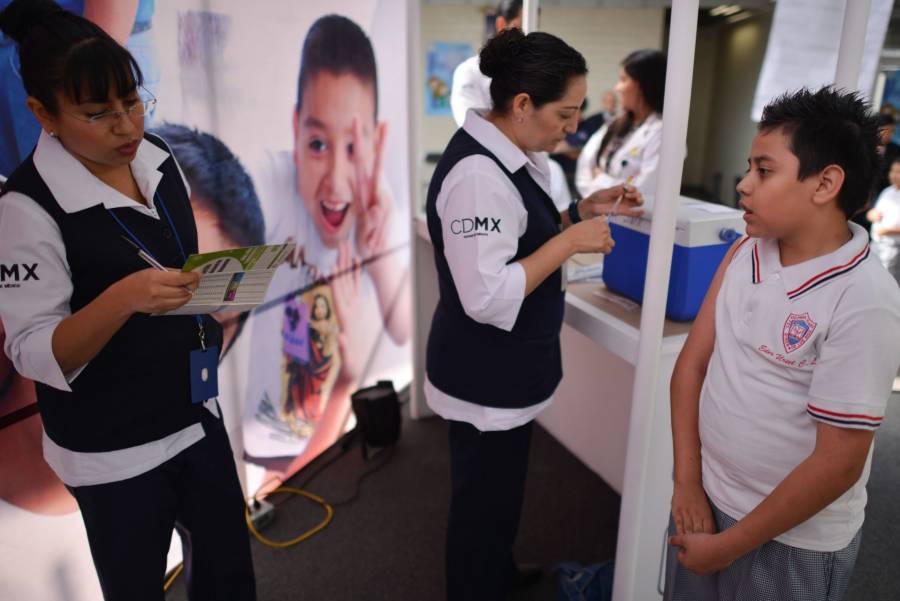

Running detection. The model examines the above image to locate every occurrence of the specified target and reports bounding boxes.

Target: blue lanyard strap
[107,191,206,346]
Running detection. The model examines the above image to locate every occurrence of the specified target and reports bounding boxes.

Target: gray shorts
[663,502,860,601]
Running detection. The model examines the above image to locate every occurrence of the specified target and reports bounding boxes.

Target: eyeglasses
[67,87,157,125]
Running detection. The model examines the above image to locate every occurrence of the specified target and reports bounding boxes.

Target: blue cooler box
[602,197,746,321]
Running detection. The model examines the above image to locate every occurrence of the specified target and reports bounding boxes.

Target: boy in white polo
[664,87,900,601]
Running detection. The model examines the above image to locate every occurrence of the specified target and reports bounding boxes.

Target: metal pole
[835,0,872,90]
[523,0,539,33]
[611,0,698,599]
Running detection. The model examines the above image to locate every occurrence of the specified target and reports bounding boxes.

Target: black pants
[68,410,256,601]
[446,419,534,601]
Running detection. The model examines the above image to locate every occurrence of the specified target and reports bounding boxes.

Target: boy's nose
[325,148,354,198]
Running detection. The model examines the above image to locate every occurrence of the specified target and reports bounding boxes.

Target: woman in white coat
[576,49,666,209]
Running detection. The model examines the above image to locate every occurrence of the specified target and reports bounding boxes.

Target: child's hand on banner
[331,241,365,383]
[352,117,392,260]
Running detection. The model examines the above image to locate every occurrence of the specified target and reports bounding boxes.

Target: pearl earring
[49,131,58,138]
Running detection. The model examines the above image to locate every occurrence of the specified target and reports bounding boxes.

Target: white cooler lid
[608,196,746,247]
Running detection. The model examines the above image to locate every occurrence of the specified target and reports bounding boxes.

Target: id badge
[189,346,219,404]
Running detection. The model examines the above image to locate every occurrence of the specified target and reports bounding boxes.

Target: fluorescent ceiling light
[710,4,743,17]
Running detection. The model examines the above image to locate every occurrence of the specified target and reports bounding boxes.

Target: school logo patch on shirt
[782,312,817,353]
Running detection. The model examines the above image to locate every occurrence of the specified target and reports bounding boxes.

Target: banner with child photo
[0,1,412,599]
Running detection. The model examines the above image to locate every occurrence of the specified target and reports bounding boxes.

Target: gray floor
[167,396,900,600]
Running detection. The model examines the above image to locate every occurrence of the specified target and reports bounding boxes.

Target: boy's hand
[352,118,392,260]
[330,242,365,383]
[668,532,735,575]
[671,482,716,535]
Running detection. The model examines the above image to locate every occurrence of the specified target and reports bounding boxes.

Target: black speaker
[350,380,401,455]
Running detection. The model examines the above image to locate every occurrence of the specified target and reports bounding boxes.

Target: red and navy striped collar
[749,222,871,300]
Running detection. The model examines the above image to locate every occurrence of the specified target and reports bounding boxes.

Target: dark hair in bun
[479,28,587,114]
[0,0,143,114]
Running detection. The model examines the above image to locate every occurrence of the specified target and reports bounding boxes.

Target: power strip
[248,498,276,531]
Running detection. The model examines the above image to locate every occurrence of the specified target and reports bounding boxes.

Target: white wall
[418,4,666,158]
[701,11,773,205]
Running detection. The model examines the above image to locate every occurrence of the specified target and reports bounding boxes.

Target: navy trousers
[446,419,534,601]
[69,410,256,601]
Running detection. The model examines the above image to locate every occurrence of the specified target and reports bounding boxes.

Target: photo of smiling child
[243,13,411,486]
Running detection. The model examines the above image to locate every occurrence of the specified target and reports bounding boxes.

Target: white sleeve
[0,193,82,391]
[807,304,900,430]
[630,124,663,199]
[549,158,573,211]
[575,125,607,198]
[437,157,527,331]
[450,59,490,128]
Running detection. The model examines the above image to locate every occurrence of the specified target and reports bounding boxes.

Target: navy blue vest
[425,128,565,408]
[1,134,222,452]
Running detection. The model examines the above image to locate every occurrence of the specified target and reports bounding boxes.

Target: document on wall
[160,243,296,315]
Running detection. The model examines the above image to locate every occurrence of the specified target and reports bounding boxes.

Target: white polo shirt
[699,223,900,551]
[0,131,216,487]
[424,110,554,431]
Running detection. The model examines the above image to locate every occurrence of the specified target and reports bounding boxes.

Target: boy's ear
[811,164,845,208]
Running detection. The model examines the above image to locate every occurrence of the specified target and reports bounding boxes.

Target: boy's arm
[670,422,872,574]
[670,238,744,535]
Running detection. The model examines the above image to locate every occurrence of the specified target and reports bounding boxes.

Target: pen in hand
[121,236,195,295]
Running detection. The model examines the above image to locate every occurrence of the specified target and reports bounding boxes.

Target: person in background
[576,49,666,209]
[666,87,900,601]
[868,156,900,285]
[450,0,573,210]
[0,2,255,598]
[427,28,641,601]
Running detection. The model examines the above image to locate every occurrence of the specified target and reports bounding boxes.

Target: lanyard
[107,191,207,350]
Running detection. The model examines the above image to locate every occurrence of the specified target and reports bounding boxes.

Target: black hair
[296,14,377,117]
[0,0,143,114]
[597,49,666,169]
[878,113,896,127]
[496,0,523,22]
[149,124,265,248]
[892,155,900,168]
[311,293,331,321]
[759,87,881,219]
[479,28,587,114]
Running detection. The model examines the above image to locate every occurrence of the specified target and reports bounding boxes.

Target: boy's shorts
[663,501,860,601]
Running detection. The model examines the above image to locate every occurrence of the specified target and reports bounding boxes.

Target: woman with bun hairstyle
[425,28,642,600]
[0,1,255,599]
[576,49,667,209]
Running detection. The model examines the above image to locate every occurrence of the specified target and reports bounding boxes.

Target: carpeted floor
[167,395,900,600]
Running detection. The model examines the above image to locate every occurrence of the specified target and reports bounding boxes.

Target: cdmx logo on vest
[449,216,501,238]
[0,263,39,288]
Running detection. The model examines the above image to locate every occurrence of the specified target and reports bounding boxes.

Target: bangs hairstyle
[296,14,378,116]
[0,0,142,113]
[759,87,881,219]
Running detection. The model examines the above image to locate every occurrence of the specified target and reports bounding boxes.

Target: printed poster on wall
[425,41,472,116]
[0,1,412,599]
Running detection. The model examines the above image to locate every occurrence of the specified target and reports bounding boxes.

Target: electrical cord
[244,486,334,549]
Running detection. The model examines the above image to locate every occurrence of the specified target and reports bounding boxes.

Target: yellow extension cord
[163,486,333,592]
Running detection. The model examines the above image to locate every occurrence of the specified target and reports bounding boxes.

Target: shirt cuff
[479,262,526,332]
[806,400,885,431]
[20,323,75,392]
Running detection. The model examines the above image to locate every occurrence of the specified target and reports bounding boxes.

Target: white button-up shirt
[450,54,573,211]
[575,112,663,208]
[0,131,215,487]
[700,223,900,551]
[425,110,555,431]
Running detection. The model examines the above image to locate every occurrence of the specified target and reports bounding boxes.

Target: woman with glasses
[0,1,255,599]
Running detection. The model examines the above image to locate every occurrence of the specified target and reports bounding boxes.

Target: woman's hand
[579,184,644,220]
[564,217,615,255]
[668,532,736,575]
[112,268,200,315]
[671,481,716,536]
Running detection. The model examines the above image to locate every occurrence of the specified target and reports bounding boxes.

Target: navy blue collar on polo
[750,222,871,299]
